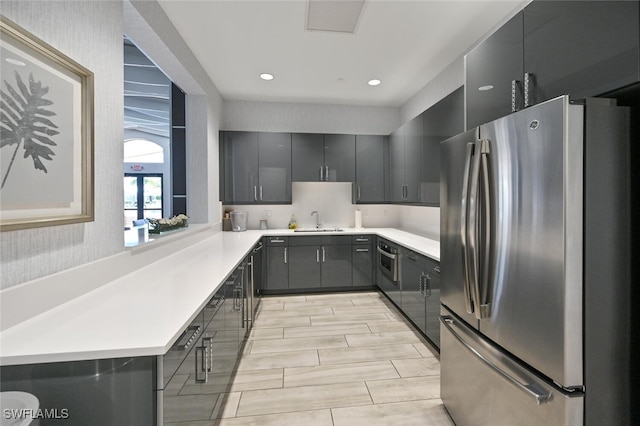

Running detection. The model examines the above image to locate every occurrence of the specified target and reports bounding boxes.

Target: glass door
[124,174,163,227]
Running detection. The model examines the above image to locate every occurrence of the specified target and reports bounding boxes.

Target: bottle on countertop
[288,214,297,229]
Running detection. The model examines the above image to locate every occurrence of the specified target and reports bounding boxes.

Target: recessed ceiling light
[368,79,381,86]
[260,73,274,81]
[478,85,494,91]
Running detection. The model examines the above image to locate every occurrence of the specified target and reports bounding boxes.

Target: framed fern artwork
[0,16,94,231]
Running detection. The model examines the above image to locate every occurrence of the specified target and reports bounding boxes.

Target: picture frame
[0,16,94,231]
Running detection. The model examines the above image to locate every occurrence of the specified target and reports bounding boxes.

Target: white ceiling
[157,0,525,107]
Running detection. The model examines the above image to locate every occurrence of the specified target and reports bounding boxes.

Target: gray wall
[0,1,125,289]
[222,100,400,135]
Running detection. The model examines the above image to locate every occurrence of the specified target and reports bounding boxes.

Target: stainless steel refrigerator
[439,95,633,426]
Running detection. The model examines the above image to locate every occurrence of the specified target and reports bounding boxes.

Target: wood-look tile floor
[169,291,455,426]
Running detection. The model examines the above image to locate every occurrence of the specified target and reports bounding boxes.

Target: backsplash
[222,182,440,241]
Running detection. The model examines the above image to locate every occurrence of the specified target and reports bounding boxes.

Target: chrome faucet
[311,211,321,228]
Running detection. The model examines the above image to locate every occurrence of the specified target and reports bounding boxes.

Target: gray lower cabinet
[423,257,440,347]
[321,243,352,287]
[161,255,257,424]
[265,237,288,290]
[400,248,427,335]
[288,236,352,289]
[399,247,440,348]
[288,245,321,288]
[0,357,156,426]
[352,235,373,286]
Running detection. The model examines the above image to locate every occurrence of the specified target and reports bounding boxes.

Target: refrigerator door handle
[467,141,483,317]
[460,142,475,314]
[477,139,492,318]
[440,315,552,405]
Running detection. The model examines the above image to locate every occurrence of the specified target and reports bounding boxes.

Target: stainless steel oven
[377,240,399,283]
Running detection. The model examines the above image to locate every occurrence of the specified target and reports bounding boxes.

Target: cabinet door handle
[524,72,534,108]
[254,186,258,201]
[233,287,242,310]
[270,239,285,243]
[322,247,326,263]
[316,249,320,263]
[434,265,440,273]
[284,247,288,264]
[511,80,521,113]
[357,185,361,201]
[320,166,324,181]
[325,166,329,181]
[195,335,212,384]
[356,248,369,252]
[259,186,263,201]
[356,238,369,242]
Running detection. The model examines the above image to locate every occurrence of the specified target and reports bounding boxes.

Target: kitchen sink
[294,227,344,232]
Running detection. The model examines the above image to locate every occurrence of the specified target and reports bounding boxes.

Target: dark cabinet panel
[251,240,265,296]
[258,133,292,203]
[466,1,640,129]
[389,125,406,202]
[292,133,324,181]
[424,258,441,348]
[266,240,288,290]
[221,131,291,204]
[222,131,259,203]
[288,246,322,289]
[523,1,640,106]
[352,243,373,286]
[403,116,423,203]
[422,87,464,206]
[354,135,387,203]
[324,134,355,182]
[465,12,524,129]
[401,249,428,335]
[322,244,352,287]
[292,134,355,182]
[285,236,353,290]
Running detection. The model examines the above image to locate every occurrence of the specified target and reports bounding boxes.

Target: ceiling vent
[306,0,365,34]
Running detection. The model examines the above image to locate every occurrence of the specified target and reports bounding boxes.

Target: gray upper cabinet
[421,87,464,206]
[258,133,292,203]
[389,116,422,203]
[324,134,356,182]
[465,12,524,130]
[354,135,387,203]
[291,133,324,182]
[221,131,291,204]
[389,125,406,203]
[466,0,640,129]
[292,133,355,182]
[221,131,259,204]
[523,1,639,106]
[403,116,422,203]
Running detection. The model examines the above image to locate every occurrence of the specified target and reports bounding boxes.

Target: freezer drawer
[440,308,583,426]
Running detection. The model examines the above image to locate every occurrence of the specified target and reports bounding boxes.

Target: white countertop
[0,228,438,366]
